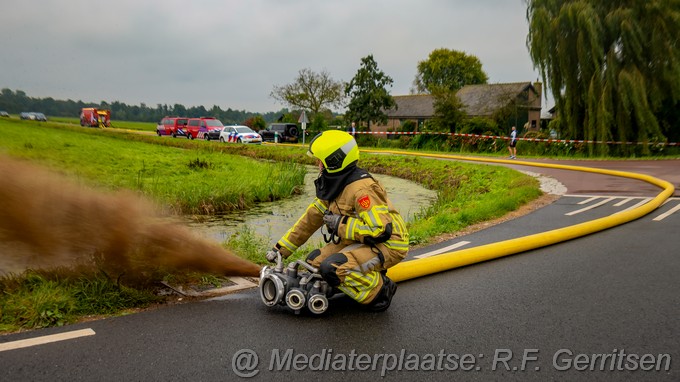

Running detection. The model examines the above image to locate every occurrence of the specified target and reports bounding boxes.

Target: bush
[402,120,417,132]
[407,134,449,151]
[459,117,501,136]
[310,113,328,134]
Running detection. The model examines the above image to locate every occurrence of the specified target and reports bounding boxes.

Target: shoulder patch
[357,195,371,209]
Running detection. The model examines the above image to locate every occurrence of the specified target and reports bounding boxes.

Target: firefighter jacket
[276,174,409,269]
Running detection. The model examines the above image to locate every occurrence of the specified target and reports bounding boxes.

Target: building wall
[372,118,423,132]
[525,82,542,132]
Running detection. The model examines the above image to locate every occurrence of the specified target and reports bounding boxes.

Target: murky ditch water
[184,166,437,245]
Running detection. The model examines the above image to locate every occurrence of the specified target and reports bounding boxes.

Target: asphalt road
[505,158,680,197]
[1,159,678,381]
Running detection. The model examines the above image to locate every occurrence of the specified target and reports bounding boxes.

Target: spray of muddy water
[0,155,261,279]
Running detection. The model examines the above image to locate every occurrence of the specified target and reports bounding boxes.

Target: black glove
[265,248,280,263]
[323,213,343,234]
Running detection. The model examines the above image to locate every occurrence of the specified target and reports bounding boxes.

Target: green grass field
[0,118,306,214]
[48,116,157,132]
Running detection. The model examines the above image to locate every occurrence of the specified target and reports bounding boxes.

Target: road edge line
[0,328,96,352]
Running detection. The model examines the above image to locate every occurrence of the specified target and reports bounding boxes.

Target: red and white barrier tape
[353,131,679,146]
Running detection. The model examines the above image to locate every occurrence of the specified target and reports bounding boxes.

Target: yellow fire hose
[358,151,676,283]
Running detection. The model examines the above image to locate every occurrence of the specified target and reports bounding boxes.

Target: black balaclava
[314,161,371,201]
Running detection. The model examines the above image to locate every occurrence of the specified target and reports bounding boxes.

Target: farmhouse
[372,82,542,133]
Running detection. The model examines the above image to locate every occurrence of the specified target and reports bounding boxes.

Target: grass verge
[0,268,162,332]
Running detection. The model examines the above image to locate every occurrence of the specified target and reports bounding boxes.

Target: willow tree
[526,0,680,154]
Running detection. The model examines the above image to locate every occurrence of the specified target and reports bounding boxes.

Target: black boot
[367,274,397,312]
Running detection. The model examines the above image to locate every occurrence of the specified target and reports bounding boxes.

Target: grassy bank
[0,118,542,332]
[359,155,541,245]
[0,118,306,214]
[48,116,157,132]
[0,269,161,332]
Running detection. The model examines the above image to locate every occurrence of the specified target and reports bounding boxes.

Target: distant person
[347,122,357,137]
[508,126,517,159]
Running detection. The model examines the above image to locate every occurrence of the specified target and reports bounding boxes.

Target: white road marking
[653,201,680,221]
[0,328,95,352]
[199,277,257,295]
[577,196,601,205]
[566,197,616,216]
[414,241,471,259]
[564,194,648,199]
[564,194,607,198]
[617,198,652,213]
[614,197,634,207]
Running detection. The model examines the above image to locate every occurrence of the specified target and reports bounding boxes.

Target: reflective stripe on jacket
[276,177,409,265]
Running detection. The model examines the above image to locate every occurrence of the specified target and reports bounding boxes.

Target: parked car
[219,125,262,144]
[32,112,47,121]
[186,117,223,140]
[156,116,189,137]
[204,126,223,141]
[0,111,9,117]
[20,112,47,121]
[258,123,299,143]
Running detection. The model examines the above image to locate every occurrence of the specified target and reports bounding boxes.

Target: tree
[209,105,223,119]
[270,68,345,115]
[430,89,466,133]
[411,48,488,94]
[412,49,488,134]
[527,0,680,154]
[172,103,187,118]
[344,55,396,128]
[244,115,266,130]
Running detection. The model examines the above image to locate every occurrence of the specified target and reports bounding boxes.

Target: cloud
[0,0,547,113]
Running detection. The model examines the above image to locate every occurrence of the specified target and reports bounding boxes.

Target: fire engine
[80,108,111,128]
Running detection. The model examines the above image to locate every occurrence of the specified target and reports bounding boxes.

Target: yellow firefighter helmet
[307,130,359,173]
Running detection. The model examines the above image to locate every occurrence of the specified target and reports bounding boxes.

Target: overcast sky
[1,0,549,113]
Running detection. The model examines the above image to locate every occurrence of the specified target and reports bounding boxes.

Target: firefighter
[266,130,408,311]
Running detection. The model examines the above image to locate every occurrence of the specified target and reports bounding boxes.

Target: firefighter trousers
[306,241,402,304]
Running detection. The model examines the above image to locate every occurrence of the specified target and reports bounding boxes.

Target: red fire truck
[80,108,111,128]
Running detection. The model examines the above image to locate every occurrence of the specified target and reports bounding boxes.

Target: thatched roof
[385,94,434,118]
[457,82,535,116]
[388,82,537,118]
